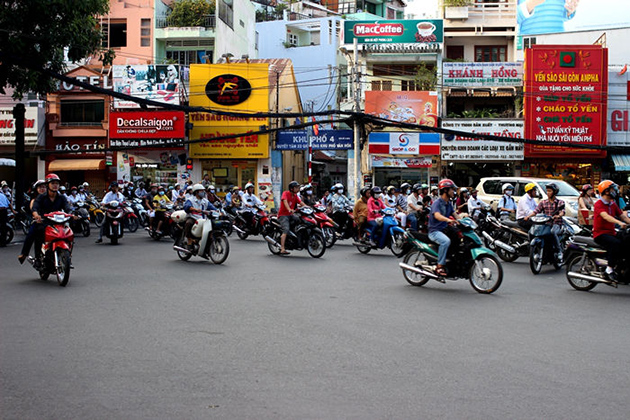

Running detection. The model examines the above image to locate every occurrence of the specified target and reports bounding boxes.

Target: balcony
[154,14,216,41]
[444,1,516,32]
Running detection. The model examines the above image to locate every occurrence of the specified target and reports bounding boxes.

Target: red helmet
[438,178,458,194]
[45,173,60,183]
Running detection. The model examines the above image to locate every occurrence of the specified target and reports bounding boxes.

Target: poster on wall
[112,65,181,108]
[524,45,607,158]
[441,119,524,161]
[365,91,438,127]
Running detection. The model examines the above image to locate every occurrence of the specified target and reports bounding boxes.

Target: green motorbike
[398,217,503,294]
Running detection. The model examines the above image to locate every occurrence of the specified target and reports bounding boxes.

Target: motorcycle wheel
[389,231,408,257]
[236,229,248,240]
[402,250,430,287]
[111,231,119,245]
[39,269,49,281]
[175,237,193,261]
[469,255,503,294]
[139,213,149,228]
[306,233,326,258]
[55,249,71,287]
[21,217,30,235]
[529,243,543,275]
[323,226,336,248]
[565,254,598,291]
[82,221,90,237]
[127,217,139,233]
[356,233,371,254]
[94,211,105,227]
[267,229,282,255]
[496,240,519,262]
[5,227,14,244]
[210,235,230,265]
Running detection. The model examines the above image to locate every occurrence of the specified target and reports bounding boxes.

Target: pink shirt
[367,197,386,221]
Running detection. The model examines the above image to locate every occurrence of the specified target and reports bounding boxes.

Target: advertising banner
[112,65,181,109]
[441,119,524,161]
[608,70,630,147]
[371,155,432,168]
[365,91,438,127]
[443,62,523,87]
[368,132,440,155]
[276,130,353,150]
[524,45,607,158]
[344,20,443,45]
[188,63,270,158]
[109,111,186,148]
[0,107,39,146]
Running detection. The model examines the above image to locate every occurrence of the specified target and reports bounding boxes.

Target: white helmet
[502,183,514,192]
[82,182,89,188]
[333,183,344,191]
[245,182,254,190]
[192,184,205,193]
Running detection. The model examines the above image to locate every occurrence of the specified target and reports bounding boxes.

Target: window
[475,45,507,62]
[141,19,151,47]
[401,80,420,91]
[287,33,298,46]
[218,0,233,29]
[482,179,505,195]
[372,64,418,77]
[371,80,392,91]
[166,50,213,66]
[447,45,464,60]
[108,20,127,48]
[60,100,104,126]
[523,37,537,49]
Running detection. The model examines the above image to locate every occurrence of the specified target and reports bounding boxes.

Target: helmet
[333,183,344,191]
[245,182,254,190]
[371,186,382,195]
[438,179,458,194]
[502,183,514,192]
[110,182,119,189]
[232,186,241,192]
[360,186,371,197]
[168,185,174,190]
[60,186,66,191]
[46,173,60,183]
[581,184,593,192]
[206,184,215,192]
[387,185,395,193]
[186,185,193,191]
[412,183,422,193]
[192,184,205,193]
[545,182,559,195]
[524,182,537,193]
[300,183,312,193]
[82,182,89,188]
[421,183,429,189]
[139,182,145,188]
[70,186,77,191]
[459,187,469,195]
[598,180,617,196]
[288,181,300,190]
[157,185,165,191]
[430,185,438,192]
[150,183,158,189]
[400,182,411,191]
[33,179,46,189]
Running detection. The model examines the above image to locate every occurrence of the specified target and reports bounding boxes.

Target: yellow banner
[189,127,269,159]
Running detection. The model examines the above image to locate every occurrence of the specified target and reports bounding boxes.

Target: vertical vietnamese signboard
[524,45,608,158]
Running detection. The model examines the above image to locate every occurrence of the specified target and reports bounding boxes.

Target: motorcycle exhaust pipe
[567,271,613,285]
[399,262,439,279]
[232,225,246,234]
[481,231,516,254]
[264,236,280,247]
[173,245,192,254]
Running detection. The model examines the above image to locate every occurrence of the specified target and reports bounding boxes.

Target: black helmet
[110,182,119,190]
[288,181,300,190]
[412,183,422,193]
[546,182,559,196]
[371,186,382,195]
[360,186,371,197]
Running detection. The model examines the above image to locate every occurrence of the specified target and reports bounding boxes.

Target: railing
[467,1,516,20]
[155,14,216,29]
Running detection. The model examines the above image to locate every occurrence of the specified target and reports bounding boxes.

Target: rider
[330,183,353,233]
[278,181,303,255]
[67,186,81,208]
[394,186,409,228]
[526,182,566,263]
[77,184,88,201]
[135,182,147,199]
[206,185,222,209]
[18,180,48,263]
[300,184,317,207]
[592,180,630,281]
[152,185,172,235]
[183,184,217,248]
[366,186,386,245]
[578,184,595,225]
[96,182,125,243]
[498,183,517,221]
[516,182,538,231]
[428,179,460,277]
[353,187,371,238]
[407,184,423,231]
[241,182,263,226]
[467,189,484,220]
[143,183,158,228]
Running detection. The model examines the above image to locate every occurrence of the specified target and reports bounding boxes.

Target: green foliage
[443,0,472,6]
[414,63,437,91]
[0,0,110,99]
[169,0,216,27]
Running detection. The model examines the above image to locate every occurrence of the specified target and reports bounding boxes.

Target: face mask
[374,193,381,199]
[159,191,165,196]
[197,192,205,198]
[306,190,313,195]
[405,189,411,195]
[505,190,512,196]
[72,191,77,195]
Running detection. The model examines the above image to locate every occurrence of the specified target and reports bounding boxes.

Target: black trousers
[0,208,7,246]
[594,234,622,268]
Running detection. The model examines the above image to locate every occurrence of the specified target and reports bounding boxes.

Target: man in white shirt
[407,184,423,230]
[96,183,126,243]
[516,182,539,231]
[467,189,484,220]
[241,183,263,226]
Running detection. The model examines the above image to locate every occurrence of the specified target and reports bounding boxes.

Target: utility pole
[13,104,25,213]
[352,38,361,200]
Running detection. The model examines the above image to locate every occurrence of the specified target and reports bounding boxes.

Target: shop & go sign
[441,119,524,161]
[344,20,443,45]
[524,45,608,158]
[276,130,353,150]
[443,62,523,87]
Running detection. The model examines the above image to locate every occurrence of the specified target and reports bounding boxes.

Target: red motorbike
[233,204,271,240]
[121,200,139,233]
[264,207,326,258]
[312,204,337,248]
[27,212,74,287]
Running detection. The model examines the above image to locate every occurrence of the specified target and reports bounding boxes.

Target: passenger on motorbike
[135,182,147,199]
[278,181,304,255]
[526,182,566,262]
[96,182,125,243]
[242,182,263,226]
[18,180,48,264]
[183,184,217,248]
[592,180,630,281]
[77,184,88,201]
[67,186,81,209]
[153,185,172,235]
[300,184,317,207]
[353,187,371,238]
[517,182,538,231]
[467,189,484,220]
[429,185,439,204]
[498,183,517,221]
[366,186,387,246]
[206,185,222,209]
[331,183,353,233]
[428,179,460,277]
[394,185,409,228]
[407,184,424,231]
[225,186,242,217]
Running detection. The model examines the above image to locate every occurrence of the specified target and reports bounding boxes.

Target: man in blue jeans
[428,179,460,276]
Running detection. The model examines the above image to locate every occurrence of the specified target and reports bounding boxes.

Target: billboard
[443,62,523,87]
[608,70,630,147]
[276,130,353,150]
[518,0,630,36]
[188,64,270,159]
[524,45,608,158]
[344,20,443,45]
[109,110,186,148]
[441,119,524,161]
[368,132,440,155]
[365,91,438,127]
[112,65,181,108]
[371,155,432,169]
[0,107,40,146]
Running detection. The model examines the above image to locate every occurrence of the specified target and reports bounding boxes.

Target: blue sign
[276,130,353,150]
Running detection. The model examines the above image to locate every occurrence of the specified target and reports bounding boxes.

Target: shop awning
[49,159,106,171]
[612,154,630,171]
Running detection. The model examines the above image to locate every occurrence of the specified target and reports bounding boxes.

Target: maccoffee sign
[205,74,252,106]
[109,110,185,148]
[524,45,608,158]
[344,20,443,44]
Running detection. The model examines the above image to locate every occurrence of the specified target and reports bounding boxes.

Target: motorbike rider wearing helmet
[498,183,517,221]
[428,179,461,277]
[206,185,221,209]
[517,182,538,231]
[330,183,353,232]
[578,184,595,225]
[242,182,263,226]
[278,181,304,255]
[353,187,371,238]
[225,186,242,217]
[526,182,566,262]
[183,184,217,248]
[467,189,484,220]
[429,185,439,204]
[407,184,424,231]
[96,182,126,243]
[17,180,48,263]
[592,180,630,281]
[300,184,317,207]
[365,186,386,245]
[152,185,172,235]
[67,186,81,209]
[395,185,410,228]
[135,182,147,199]
[77,184,88,201]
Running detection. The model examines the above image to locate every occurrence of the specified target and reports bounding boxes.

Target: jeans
[594,233,622,268]
[407,213,418,231]
[551,224,562,254]
[429,230,451,265]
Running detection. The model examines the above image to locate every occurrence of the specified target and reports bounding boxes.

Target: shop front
[45,137,110,193]
[0,106,44,184]
[608,69,630,184]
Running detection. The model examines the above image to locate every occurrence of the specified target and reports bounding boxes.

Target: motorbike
[353,207,408,257]
[103,200,124,244]
[147,203,176,241]
[130,197,149,227]
[480,217,530,263]
[264,207,326,258]
[312,204,338,248]
[565,226,630,291]
[331,205,358,243]
[87,197,104,227]
[121,201,139,233]
[5,212,15,244]
[232,204,270,240]
[26,212,74,287]
[528,215,574,274]
[70,201,91,237]
[399,217,503,294]
[172,210,231,264]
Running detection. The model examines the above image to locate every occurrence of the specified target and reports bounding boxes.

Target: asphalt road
[1,230,630,420]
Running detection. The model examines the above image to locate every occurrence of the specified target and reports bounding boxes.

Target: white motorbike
[172,210,230,264]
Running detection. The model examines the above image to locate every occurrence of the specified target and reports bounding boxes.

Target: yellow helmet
[524,182,537,193]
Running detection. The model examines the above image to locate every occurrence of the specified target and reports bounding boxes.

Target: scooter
[146,203,175,240]
[121,201,139,233]
[27,212,74,287]
[264,207,326,258]
[70,201,91,237]
[528,215,574,274]
[399,217,503,294]
[354,207,408,257]
[4,213,15,244]
[103,200,124,244]
[312,204,338,248]
[87,197,104,227]
[172,210,230,264]
[233,204,271,240]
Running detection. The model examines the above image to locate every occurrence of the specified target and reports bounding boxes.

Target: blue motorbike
[354,207,409,257]
[528,214,574,274]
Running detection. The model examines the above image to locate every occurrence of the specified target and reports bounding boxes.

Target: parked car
[474,177,580,218]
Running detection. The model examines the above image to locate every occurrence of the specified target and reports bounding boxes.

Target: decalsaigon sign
[109,110,186,148]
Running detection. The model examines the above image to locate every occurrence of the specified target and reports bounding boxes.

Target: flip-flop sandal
[279,251,291,255]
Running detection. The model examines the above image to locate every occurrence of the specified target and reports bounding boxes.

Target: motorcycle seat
[502,220,521,229]
[408,230,433,244]
[573,235,598,248]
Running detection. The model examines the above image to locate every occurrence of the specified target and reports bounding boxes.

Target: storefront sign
[276,130,353,150]
[368,132,440,155]
[365,91,438,127]
[443,62,523,87]
[524,45,608,158]
[112,65,180,108]
[109,110,185,144]
[0,107,40,146]
[371,155,432,168]
[189,127,269,159]
[344,20,443,44]
[441,119,524,161]
[52,138,107,153]
[205,74,252,106]
[608,70,630,146]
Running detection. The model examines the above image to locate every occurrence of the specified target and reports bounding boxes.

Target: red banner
[109,110,185,139]
[524,45,608,158]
